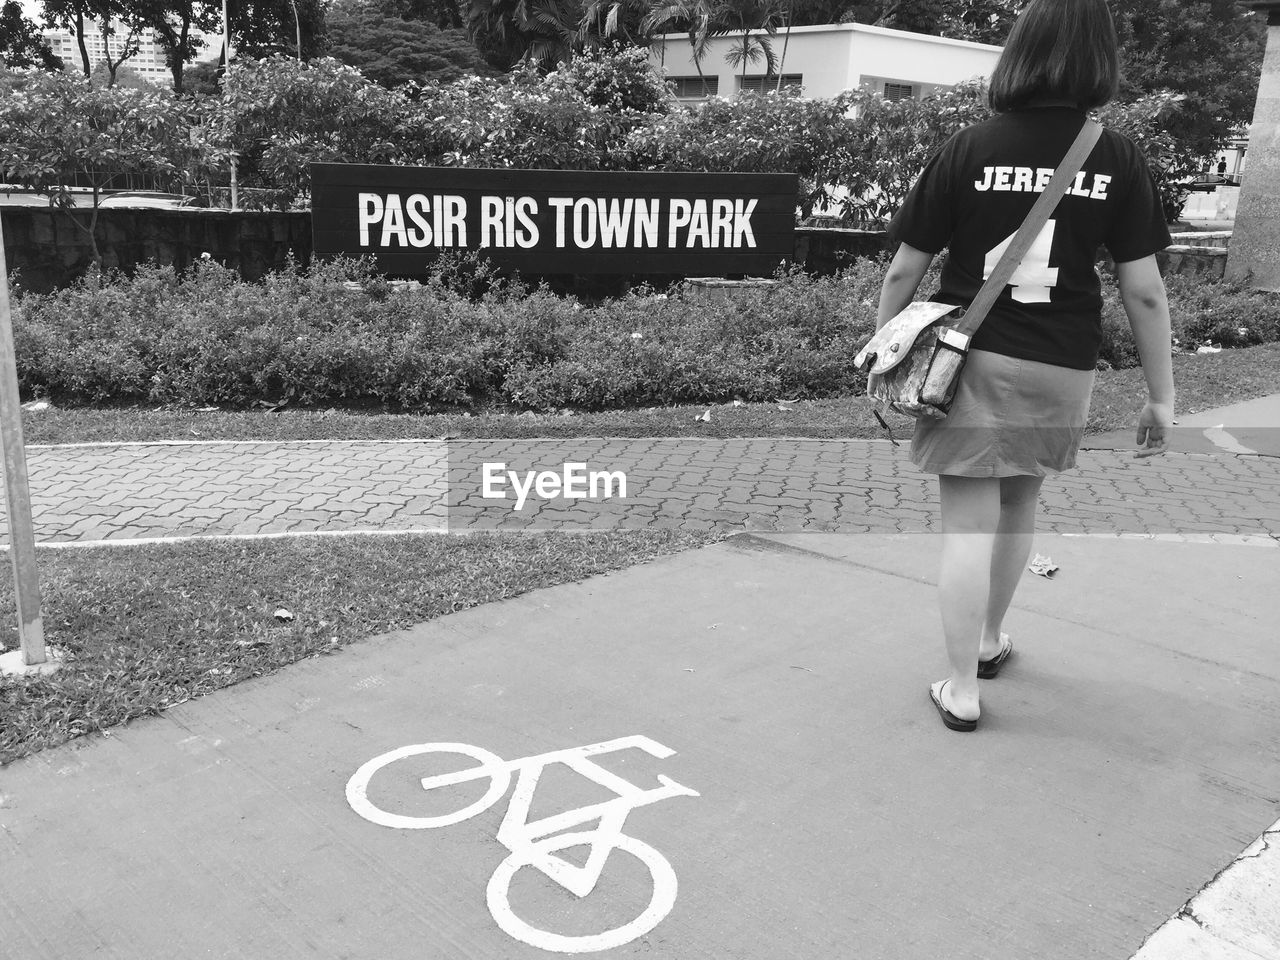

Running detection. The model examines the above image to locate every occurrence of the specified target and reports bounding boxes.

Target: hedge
[12,256,1280,410]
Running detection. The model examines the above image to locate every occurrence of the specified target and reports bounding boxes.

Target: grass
[20,343,1280,445]
[0,530,718,765]
[5,341,1277,766]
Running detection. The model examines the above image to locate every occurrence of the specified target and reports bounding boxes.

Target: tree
[211,55,411,205]
[90,56,155,88]
[41,0,93,75]
[324,2,496,86]
[831,80,990,223]
[553,41,670,112]
[645,0,777,84]
[0,70,193,265]
[183,55,222,93]
[141,0,221,93]
[625,85,859,213]
[465,0,581,69]
[1111,0,1264,168]
[934,0,1017,43]
[90,4,146,86]
[226,0,325,61]
[576,0,652,48]
[379,0,466,28]
[719,0,785,86]
[1,0,60,69]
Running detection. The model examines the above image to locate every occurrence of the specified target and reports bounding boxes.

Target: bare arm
[876,243,935,329]
[1115,255,1176,457]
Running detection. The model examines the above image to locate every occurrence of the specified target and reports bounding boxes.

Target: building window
[739,74,803,94]
[883,82,916,101]
[670,76,719,99]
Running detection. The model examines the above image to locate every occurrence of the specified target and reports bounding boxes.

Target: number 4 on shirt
[983,219,1058,304]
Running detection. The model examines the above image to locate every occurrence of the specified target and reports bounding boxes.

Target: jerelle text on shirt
[973,166,1111,200]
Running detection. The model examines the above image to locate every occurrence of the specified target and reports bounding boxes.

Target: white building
[651,22,1003,103]
[42,23,220,86]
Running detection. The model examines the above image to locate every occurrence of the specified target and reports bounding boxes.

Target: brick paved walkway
[4,437,1277,546]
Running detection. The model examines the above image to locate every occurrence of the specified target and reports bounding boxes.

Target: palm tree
[576,0,652,47]
[642,0,718,89]
[466,0,580,68]
[643,0,784,95]
[720,0,781,90]
[774,0,791,92]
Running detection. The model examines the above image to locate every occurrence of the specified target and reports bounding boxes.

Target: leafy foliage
[1094,91,1185,222]
[213,55,412,205]
[465,0,580,69]
[10,257,881,408]
[831,81,989,224]
[0,0,60,69]
[623,87,850,215]
[15,256,1280,411]
[0,71,195,261]
[643,0,786,84]
[554,41,671,113]
[137,0,221,93]
[323,1,496,86]
[1112,0,1264,164]
[226,0,325,60]
[405,47,672,169]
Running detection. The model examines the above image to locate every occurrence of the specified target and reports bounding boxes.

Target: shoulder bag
[854,118,1104,422]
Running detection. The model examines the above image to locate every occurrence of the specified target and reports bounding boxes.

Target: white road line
[1,527,692,551]
[29,436,905,450]
[32,438,451,449]
[5,527,449,549]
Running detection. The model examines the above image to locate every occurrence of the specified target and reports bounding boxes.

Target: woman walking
[874,0,1176,731]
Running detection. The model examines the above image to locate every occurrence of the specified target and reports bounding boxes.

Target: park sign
[310,165,799,276]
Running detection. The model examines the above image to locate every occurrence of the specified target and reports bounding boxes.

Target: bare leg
[936,475,1002,721]
[980,475,1045,660]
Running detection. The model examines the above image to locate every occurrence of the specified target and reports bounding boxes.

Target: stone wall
[793,226,893,274]
[1,207,313,293]
[0,208,1222,291]
[1,210,888,292]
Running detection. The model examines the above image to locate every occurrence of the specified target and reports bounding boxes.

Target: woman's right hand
[1135,400,1174,458]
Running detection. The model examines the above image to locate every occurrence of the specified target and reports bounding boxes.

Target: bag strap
[952,117,1104,340]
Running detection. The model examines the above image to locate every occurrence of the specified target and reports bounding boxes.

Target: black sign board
[310,165,798,276]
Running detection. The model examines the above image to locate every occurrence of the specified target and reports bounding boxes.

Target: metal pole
[0,215,47,667]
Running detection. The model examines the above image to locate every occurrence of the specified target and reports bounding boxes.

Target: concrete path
[1,397,1278,959]
[1,533,1277,959]
[1084,393,1280,458]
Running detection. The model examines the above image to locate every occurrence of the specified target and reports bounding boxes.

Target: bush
[12,256,883,410]
[831,82,990,224]
[212,56,416,207]
[622,88,854,215]
[14,256,1279,410]
[1164,273,1280,350]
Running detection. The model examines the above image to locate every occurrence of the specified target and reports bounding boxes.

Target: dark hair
[988,0,1120,112]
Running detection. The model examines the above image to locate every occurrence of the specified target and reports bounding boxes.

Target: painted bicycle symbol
[345,735,699,953]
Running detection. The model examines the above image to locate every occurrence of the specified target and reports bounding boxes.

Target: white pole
[0,215,50,671]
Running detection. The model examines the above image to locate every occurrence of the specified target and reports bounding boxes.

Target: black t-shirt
[887,107,1172,370]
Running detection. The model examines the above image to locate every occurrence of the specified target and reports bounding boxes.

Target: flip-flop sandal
[977,634,1014,679]
[929,679,978,732]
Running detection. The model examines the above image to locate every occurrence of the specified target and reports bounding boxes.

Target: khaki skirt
[910,349,1095,478]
